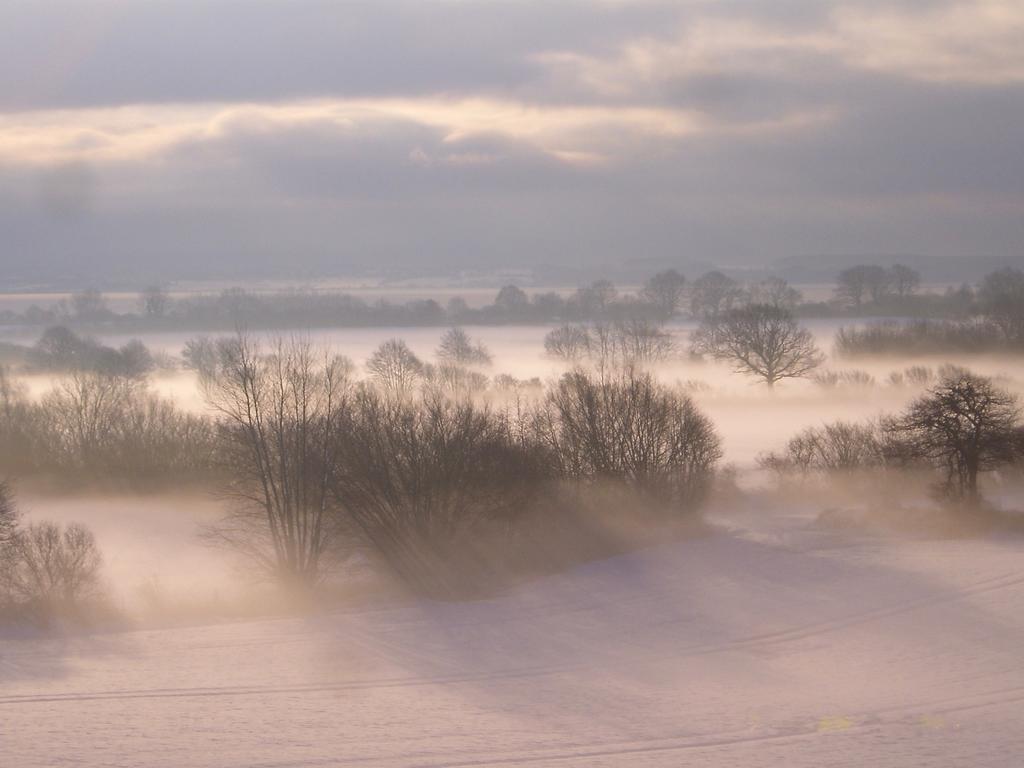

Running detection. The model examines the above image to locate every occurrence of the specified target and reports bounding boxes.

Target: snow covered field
[3,501,1023,767]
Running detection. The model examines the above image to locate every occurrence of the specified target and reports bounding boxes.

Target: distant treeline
[834,268,1024,357]
[1,263,1015,333]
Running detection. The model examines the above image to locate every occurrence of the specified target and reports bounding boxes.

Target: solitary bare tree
[436,327,492,367]
[200,335,352,586]
[691,304,824,387]
[366,339,424,399]
[886,372,1021,503]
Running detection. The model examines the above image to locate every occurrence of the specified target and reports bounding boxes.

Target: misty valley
[2,267,1024,766]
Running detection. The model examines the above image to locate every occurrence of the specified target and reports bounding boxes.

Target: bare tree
[2,521,103,607]
[41,372,139,471]
[835,265,890,309]
[436,327,492,367]
[613,318,677,364]
[978,267,1024,343]
[544,324,591,361]
[759,421,886,477]
[0,481,17,548]
[366,339,424,399]
[534,369,722,513]
[691,304,824,387]
[494,285,529,315]
[200,335,352,586]
[640,270,687,320]
[330,388,551,595]
[885,372,1021,503]
[747,277,802,310]
[689,271,742,319]
[888,264,921,299]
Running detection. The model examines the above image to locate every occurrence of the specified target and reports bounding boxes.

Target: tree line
[7,263,1019,335]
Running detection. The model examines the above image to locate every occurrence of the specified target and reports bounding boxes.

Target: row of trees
[761,370,1024,504]
[195,337,723,594]
[0,366,215,481]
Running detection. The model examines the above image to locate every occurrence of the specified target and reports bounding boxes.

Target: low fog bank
[2,314,1024,633]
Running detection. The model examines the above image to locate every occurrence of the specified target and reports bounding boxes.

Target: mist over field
[4,1,1024,766]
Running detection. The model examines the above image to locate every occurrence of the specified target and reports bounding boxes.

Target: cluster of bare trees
[762,370,1024,506]
[194,336,723,595]
[834,264,921,309]
[544,320,677,366]
[0,483,105,623]
[0,366,215,482]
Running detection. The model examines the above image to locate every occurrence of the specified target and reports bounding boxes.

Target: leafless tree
[436,327,492,367]
[689,271,743,319]
[544,324,591,361]
[640,270,687,320]
[834,265,891,309]
[759,421,886,477]
[889,264,921,299]
[366,338,424,399]
[885,372,1021,503]
[691,304,824,387]
[41,372,139,470]
[747,277,802,310]
[613,318,677,364]
[0,481,17,549]
[200,335,353,586]
[1,521,103,607]
[330,388,551,595]
[978,267,1024,343]
[534,369,722,514]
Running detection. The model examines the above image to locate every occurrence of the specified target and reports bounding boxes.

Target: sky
[1,0,1022,284]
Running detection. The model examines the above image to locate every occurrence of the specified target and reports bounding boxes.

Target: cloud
[0,0,1022,281]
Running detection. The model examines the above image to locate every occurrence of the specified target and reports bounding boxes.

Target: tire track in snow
[2,569,1021,708]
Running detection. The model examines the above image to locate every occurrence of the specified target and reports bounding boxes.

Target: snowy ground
[3,502,1023,767]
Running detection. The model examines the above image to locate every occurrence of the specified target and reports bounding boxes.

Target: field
[2,320,1023,767]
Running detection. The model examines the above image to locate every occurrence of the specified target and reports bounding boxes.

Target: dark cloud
[1,0,1021,283]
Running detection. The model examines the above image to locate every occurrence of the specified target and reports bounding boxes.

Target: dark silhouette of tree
[886,372,1021,503]
[692,304,824,387]
[200,335,352,586]
[330,389,551,596]
[436,327,492,366]
[494,285,529,316]
[534,369,721,513]
[640,270,687,320]
[366,339,424,399]
[889,264,921,299]
[0,481,17,548]
[834,265,890,309]
[544,325,591,361]
[747,277,802,310]
[689,271,742,319]
[978,267,1024,343]
[2,521,103,607]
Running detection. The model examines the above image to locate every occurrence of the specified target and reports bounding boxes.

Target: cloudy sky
[1,0,1022,283]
